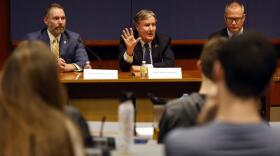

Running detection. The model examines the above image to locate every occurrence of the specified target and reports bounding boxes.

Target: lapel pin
[64,40,67,44]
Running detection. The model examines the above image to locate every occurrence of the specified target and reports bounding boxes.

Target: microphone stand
[99,115,106,137]
[77,39,102,68]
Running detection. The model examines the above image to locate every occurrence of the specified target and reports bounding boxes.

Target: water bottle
[140,60,147,78]
[118,92,135,154]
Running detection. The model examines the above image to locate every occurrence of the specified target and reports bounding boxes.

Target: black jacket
[208,28,229,39]
[119,30,175,71]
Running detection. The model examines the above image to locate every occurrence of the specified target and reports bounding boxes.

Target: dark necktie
[144,43,151,64]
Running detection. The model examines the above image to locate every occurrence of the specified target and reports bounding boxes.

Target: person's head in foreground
[215,31,276,99]
[0,40,83,156]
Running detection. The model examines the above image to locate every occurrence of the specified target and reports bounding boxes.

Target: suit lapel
[134,42,143,63]
[151,35,160,62]
[223,28,230,38]
[41,29,51,47]
[59,32,68,57]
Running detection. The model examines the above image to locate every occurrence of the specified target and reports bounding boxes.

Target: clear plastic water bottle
[140,60,147,78]
[118,92,135,154]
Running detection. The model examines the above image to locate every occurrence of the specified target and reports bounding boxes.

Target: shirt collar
[227,27,244,38]
[140,40,152,49]
[47,30,61,43]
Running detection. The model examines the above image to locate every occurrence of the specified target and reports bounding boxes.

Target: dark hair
[44,3,64,17]
[200,37,228,80]
[217,31,277,98]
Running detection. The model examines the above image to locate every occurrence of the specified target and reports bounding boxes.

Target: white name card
[83,69,118,79]
[148,68,182,79]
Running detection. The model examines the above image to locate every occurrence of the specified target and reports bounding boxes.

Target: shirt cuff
[124,51,133,63]
[73,63,81,70]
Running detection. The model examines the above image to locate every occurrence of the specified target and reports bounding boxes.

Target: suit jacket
[158,93,205,143]
[119,31,175,71]
[26,28,89,68]
[208,28,229,39]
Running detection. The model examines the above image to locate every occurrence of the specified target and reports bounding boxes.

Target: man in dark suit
[27,3,89,72]
[209,0,246,39]
[119,9,175,71]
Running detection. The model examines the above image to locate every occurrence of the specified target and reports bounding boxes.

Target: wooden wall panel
[0,0,10,68]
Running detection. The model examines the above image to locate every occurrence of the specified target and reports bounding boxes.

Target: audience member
[158,37,227,143]
[64,105,94,147]
[166,31,280,156]
[119,9,175,71]
[209,0,246,39]
[0,40,84,156]
[27,3,89,72]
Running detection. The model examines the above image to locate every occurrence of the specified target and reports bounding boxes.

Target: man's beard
[53,26,65,35]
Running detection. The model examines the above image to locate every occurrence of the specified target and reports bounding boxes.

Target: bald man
[209,0,246,39]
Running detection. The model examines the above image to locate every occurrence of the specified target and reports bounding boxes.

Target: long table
[60,70,201,99]
[60,69,280,121]
[60,70,201,121]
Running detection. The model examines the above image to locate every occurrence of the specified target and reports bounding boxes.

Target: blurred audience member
[158,37,227,143]
[0,40,84,156]
[166,32,280,156]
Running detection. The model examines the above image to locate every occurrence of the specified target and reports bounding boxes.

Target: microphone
[92,115,116,150]
[99,115,106,137]
[148,92,167,105]
[77,38,102,63]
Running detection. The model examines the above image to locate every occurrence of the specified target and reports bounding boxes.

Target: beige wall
[71,99,280,122]
[70,98,154,122]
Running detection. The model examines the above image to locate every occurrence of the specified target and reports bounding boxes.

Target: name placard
[148,68,182,79]
[83,69,118,79]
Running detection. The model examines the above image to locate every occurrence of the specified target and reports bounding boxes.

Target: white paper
[148,68,182,79]
[83,69,118,79]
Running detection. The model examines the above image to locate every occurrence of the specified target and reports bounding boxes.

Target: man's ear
[242,13,246,21]
[135,24,139,32]
[197,60,202,72]
[213,60,224,82]
[43,16,48,25]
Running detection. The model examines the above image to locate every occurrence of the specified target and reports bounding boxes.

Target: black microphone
[92,115,116,150]
[77,38,102,63]
[99,115,106,137]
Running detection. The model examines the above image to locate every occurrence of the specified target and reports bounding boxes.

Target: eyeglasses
[225,16,244,23]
